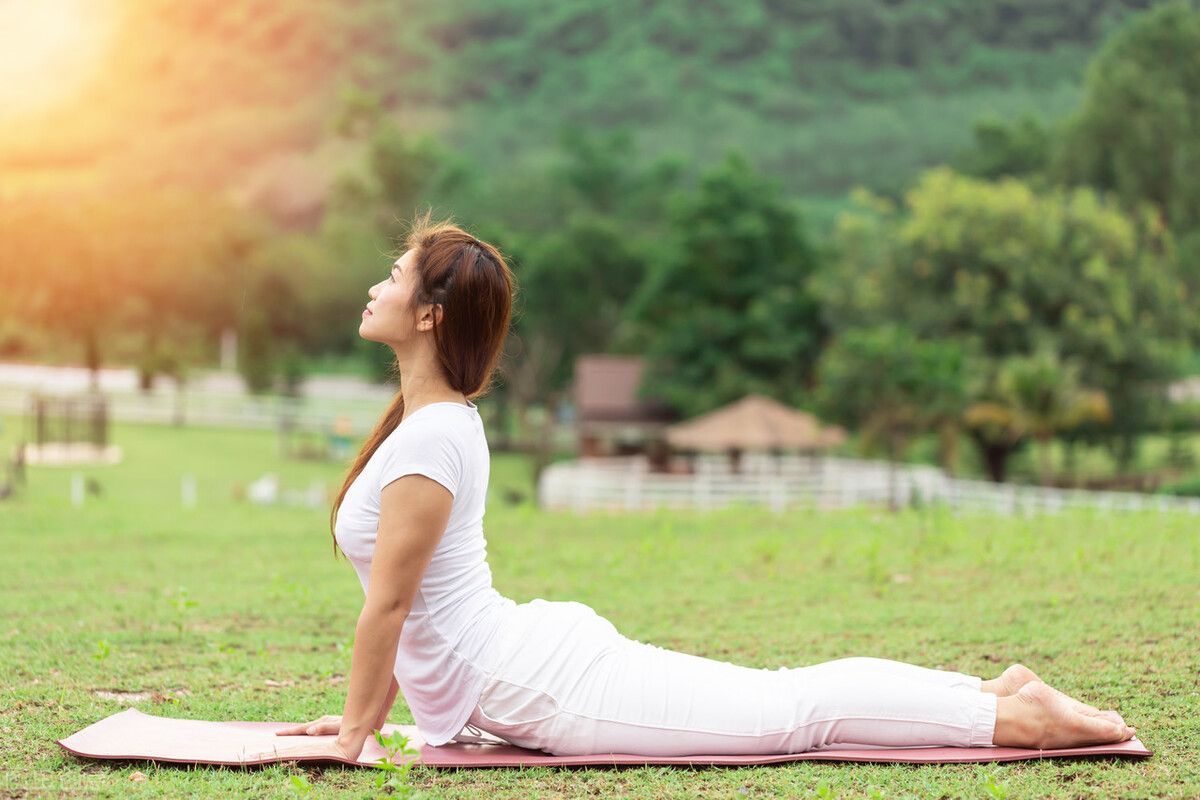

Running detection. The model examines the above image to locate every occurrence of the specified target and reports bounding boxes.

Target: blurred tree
[550,126,684,225]
[498,213,646,443]
[124,191,262,388]
[952,113,1054,182]
[237,309,275,395]
[277,343,309,397]
[355,334,399,385]
[1056,2,1200,244]
[12,195,135,388]
[367,124,465,229]
[823,167,1195,480]
[964,349,1112,485]
[817,325,968,507]
[318,213,401,375]
[628,152,825,418]
[234,263,311,395]
[483,128,680,453]
[0,189,254,389]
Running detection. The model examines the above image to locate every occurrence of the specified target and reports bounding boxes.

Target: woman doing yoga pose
[269,214,1135,762]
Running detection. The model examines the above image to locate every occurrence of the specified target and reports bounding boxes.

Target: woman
[269,213,1135,762]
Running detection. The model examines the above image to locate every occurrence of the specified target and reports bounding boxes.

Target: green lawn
[2,418,1198,798]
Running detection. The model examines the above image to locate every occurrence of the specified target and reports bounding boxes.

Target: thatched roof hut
[665,393,846,453]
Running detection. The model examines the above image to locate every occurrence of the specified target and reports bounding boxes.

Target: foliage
[817,325,967,503]
[952,113,1054,181]
[356,337,399,386]
[965,349,1112,484]
[630,152,825,418]
[511,214,647,392]
[1056,2,1200,239]
[237,310,277,395]
[331,104,473,241]
[823,167,1195,479]
[0,188,262,384]
[2,0,1198,471]
[2,1,1172,226]
[818,325,967,440]
[408,0,1170,206]
[482,129,682,438]
[370,729,422,797]
[1157,475,1200,496]
[278,345,309,398]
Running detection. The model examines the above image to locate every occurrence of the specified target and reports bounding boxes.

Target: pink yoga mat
[58,708,1152,768]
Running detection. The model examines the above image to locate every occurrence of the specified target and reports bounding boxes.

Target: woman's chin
[358,328,392,347]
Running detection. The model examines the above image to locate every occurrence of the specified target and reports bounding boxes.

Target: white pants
[462,599,997,756]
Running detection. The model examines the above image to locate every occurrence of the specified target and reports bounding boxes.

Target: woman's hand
[274,714,342,737]
[247,737,360,764]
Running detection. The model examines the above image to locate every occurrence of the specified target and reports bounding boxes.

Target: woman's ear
[427,303,444,328]
[416,302,443,331]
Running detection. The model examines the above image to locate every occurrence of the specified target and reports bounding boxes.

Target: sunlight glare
[0,0,115,122]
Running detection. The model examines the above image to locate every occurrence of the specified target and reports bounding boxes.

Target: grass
[1,417,1198,798]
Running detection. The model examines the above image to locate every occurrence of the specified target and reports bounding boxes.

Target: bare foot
[982,664,1127,727]
[993,681,1135,749]
[981,663,1040,697]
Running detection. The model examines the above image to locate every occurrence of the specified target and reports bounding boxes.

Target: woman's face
[360,248,431,347]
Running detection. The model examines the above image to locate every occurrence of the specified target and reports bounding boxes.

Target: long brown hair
[328,209,515,555]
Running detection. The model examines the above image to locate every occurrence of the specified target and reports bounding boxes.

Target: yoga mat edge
[57,708,1153,769]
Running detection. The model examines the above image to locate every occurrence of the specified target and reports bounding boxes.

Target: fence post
[770,477,784,513]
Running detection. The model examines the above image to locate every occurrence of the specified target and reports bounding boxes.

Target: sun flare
[0,0,115,122]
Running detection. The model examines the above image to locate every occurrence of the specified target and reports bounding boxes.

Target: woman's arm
[373,676,401,731]
[335,474,453,758]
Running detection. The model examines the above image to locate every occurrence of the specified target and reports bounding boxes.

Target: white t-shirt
[333,398,518,745]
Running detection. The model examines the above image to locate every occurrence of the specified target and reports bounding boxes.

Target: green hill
[419,0,1164,201]
[0,0,1177,231]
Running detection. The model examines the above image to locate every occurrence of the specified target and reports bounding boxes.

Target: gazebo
[663,393,845,473]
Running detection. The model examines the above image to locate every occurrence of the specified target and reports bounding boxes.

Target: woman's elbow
[359,598,412,625]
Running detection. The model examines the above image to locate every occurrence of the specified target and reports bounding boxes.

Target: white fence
[0,363,402,434]
[0,386,392,436]
[537,454,1200,515]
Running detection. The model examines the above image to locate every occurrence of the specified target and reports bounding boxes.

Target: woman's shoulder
[385,406,476,450]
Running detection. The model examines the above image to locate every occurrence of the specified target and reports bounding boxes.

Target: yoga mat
[58,708,1152,768]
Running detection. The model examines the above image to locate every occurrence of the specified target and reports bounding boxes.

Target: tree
[953,113,1054,182]
[550,126,684,224]
[818,325,967,508]
[482,128,680,453]
[0,188,256,388]
[823,167,1194,480]
[125,191,261,389]
[627,152,825,418]
[1053,1,1200,349]
[1056,3,1200,237]
[471,211,649,463]
[11,195,137,387]
[235,259,312,396]
[964,349,1112,485]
